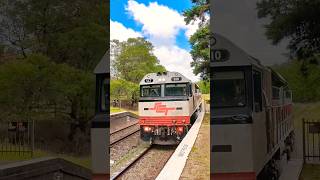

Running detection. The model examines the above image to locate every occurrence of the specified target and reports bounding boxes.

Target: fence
[0,120,34,157]
[303,118,320,163]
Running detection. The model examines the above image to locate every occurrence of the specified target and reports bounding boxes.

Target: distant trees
[0,0,107,147]
[0,0,108,71]
[110,38,166,107]
[198,80,210,94]
[0,54,95,140]
[114,38,165,83]
[274,59,320,102]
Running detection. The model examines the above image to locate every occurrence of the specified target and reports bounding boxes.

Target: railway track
[110,122,140,146]
[111,145,175,180]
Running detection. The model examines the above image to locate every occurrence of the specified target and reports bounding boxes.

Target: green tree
[0,54,95,140]
[183,0,210,79]
[115,38,166,83]
[257,0,320,64]
[0,0,108,71]
[110,79,139,107]
[274,59,320,102]
[198,80,210,94]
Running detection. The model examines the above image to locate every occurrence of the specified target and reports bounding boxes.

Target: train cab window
[253,71,262,112]
[165,83,188,96]
[141,85,161,97]
[101,78,108,112]
[212,71,246,107]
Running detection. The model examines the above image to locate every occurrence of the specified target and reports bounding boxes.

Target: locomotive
[91,51,109,179]
[210,34,294,180]
[139,71,202,145]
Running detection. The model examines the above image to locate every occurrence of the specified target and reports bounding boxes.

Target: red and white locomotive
[139,71,202,145]
[211,34,294,180]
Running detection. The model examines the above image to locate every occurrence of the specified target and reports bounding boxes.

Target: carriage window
[253,71,262,112]
[141,85,161,97]
[165,83,188,96]
[212,71,246,107]
[101,78,108,112]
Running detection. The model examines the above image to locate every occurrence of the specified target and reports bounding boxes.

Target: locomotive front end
[138,72,201,145]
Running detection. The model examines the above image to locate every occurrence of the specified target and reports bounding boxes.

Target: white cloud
[154,45,200,82]
[110,20,142,42]
[110,1,201,82]
[126,0,199,46]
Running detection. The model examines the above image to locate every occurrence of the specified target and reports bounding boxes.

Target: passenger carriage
[139,72,202,145]
[210,34,294,180]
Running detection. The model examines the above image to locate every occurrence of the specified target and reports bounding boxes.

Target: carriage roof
[140,71,191,85]
[94,51,109,74]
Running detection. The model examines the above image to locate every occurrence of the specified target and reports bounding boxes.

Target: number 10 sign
[211,49,230,62]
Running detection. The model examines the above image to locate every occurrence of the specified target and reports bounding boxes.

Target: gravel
[117,145,176,180]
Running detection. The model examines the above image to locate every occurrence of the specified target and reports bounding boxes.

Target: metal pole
[302,118,305,164]
[31,119,34,157]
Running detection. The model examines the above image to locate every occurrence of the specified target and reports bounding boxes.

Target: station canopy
[94,51,109,74]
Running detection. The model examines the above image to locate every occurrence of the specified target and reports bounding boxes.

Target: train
[91,51,109,179]
[138,71,202,145]
[210,34,294,180]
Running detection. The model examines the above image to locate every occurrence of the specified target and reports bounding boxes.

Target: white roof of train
[211,33,264,68]
[140,72,191,85]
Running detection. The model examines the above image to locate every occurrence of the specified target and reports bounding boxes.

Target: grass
[202,94,210,104]
[110,106,138,115]
[294,102,320,180]
[0,149,90,169]
[300,164,320,180]
[180,113,210,179]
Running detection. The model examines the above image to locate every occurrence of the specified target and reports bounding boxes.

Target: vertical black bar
[307,121,310,161]
[318,127,320,161]
[302,118,305,163]
[313,120,315,161]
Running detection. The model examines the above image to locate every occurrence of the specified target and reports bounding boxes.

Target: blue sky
[110,0,192,49]
[110,0,200,81]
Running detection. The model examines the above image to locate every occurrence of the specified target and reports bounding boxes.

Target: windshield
[165,83,188,96]
[212,71,246,107]
[141,85,161,97]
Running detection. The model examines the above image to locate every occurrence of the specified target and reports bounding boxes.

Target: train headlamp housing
[143,126,152,132]
[176,126,184,134]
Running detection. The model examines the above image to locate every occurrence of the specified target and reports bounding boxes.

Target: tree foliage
[197,80,210,94]
[114,38,166,83]
[110,79,139,104]
[257,0,320,63]
[0,0,107,148]
[183,0,210,79]
[0,0,108,71]
[0,54,95,123]
[274,58,320,102]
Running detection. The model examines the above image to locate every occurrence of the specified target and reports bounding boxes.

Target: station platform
[156,101,208,180]
[180,113,210,179]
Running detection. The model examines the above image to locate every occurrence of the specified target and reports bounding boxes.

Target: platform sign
[211,49,230,62]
